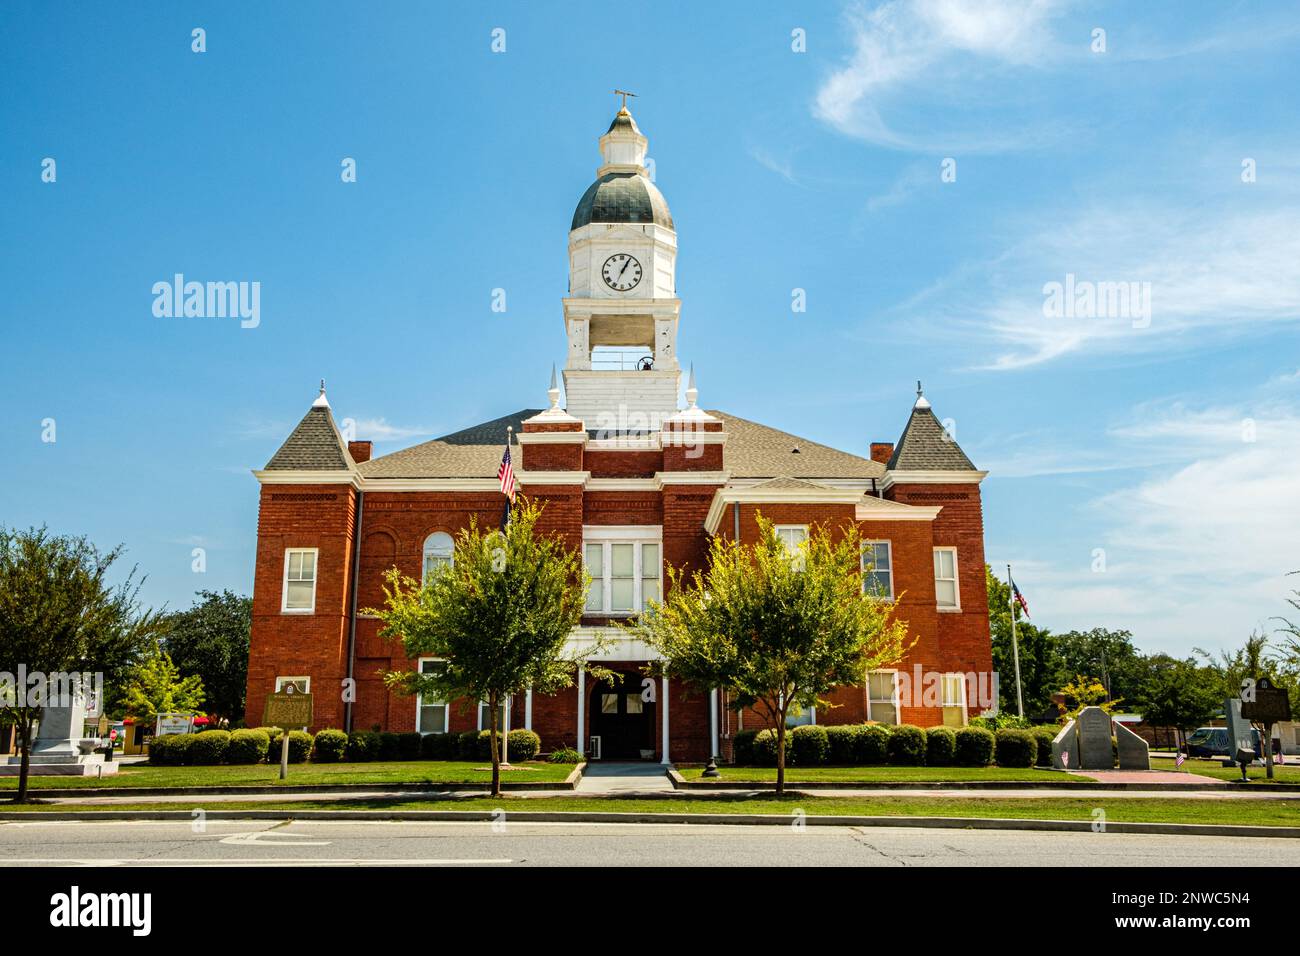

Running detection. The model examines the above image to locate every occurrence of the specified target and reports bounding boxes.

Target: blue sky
[3,1,1299,658]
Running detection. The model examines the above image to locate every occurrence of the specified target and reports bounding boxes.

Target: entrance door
[590,678,653,760]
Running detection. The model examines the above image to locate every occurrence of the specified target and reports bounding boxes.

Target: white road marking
[1,858,513,867]
[220,830,332,846]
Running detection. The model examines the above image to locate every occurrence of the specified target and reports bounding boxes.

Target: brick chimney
[348,440,372,464]
[870,442,894,465]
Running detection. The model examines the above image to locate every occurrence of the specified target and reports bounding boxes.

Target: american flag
[497,442,516,503]
[1175,750,1187,768]
[1010,576,1030,618]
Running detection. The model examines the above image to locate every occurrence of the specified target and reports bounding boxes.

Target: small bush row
[149,727,543,766]
[733,723,1056,768]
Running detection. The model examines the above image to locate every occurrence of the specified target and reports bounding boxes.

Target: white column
[577,667,586,757]
[660,673,670,765]
[709,688,719,760]
[525,686,533,731]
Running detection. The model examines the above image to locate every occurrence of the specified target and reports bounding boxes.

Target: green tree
[368,499,595,796]
[1055,628,1144,703]
[162,590,250,723]
[121,650,206,726]
[985,566,1060,719]
[1270,580,1300,715]
[1059,675,1119,716]
[0,527,163,803]
[630,516,911,795]
[1137,655,1220,750]
[1195,630,1271,701]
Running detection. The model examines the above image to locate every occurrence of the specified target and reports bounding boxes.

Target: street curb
[1,807,1296,839]
[667,771,1300,793]
[4,761,588,800]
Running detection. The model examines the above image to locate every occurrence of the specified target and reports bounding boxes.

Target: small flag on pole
[1175,750,1187,768]
[498,439,516,503]
[1010,576,1030,618]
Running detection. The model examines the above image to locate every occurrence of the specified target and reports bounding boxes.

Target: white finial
[685,364,698,409]
[548,364,560,410]
[312,379,330,408]
[914,380,931,410]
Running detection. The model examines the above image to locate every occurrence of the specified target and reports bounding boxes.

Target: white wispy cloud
[348,417,436,442]
[814,0,1071,152]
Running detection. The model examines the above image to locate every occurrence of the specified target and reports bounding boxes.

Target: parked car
[1182,726,1262,759]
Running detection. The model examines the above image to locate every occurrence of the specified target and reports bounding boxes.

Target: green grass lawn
[675,765,1078,783]
[0,760,576,790]
[3,793,1296,826]
[1149,756,1300,784]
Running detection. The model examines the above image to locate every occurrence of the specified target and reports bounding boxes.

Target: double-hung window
[934,547,960,609]
[868,671,899,724]
[862,541,893,598]
[282,549,318,613]
[584,528,661,615]
[941,673,967,727]
[416,659,448,735]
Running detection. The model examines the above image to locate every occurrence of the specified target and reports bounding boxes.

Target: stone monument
[1076,706,1115,770]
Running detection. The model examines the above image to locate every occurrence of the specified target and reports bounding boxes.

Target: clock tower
[562,98,681,433]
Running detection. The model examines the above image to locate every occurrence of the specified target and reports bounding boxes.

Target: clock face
[602,253,642,292]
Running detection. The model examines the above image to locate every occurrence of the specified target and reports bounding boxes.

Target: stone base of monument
[0,749,120,776]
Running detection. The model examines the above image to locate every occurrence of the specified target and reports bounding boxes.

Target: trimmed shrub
[397,732,423,761]
[1031,726,1058,768]
[954,726,996,766]
[547,746,583,764]
[852,724,890,765]
[420,732,458,760]
[507,729,541,761]
[346,731,379,762]
[312,728,348,763]
[285,730,311,763]
[888,724,927,765]
[227,729,269,765]
[148,733,192,765]
[925,726,956,766]
[377,732,401,761]
[256,727,284,761]
[995,728,1037,768]
[825,725,855,765]
[458,730,483,761]
[187,729,231,765]
[732,729,758,766]
[752,728,784,766]
[790,724,830,767]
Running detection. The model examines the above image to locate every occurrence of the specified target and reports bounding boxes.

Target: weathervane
[613,88,637,110]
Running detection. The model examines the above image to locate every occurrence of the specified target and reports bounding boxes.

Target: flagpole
[1008,564,1024,718]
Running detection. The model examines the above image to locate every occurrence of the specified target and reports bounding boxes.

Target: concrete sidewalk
[576,762,676,794]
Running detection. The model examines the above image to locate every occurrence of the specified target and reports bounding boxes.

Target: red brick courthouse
[244,105,994,762]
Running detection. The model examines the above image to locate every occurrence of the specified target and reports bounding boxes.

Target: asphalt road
[1,819,1298,866]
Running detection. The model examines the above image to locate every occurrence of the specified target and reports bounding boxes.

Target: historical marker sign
[1241,677,1291,724]
[262,689,313,730]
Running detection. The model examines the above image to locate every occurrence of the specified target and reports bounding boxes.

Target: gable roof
[264,406,355,471]
[357,408,884,481]
[886,405,978,471]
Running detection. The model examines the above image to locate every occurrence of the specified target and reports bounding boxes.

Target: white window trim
[275,675,311,693]
[868,669,900,724]
[774,524,809,547]
[416,657,448,736]
[933,546,961,611]
[862,540,894,599]
[476,699,508,731]
[582,526,663,616]
[421,532,455,588]
[281,547,319,614]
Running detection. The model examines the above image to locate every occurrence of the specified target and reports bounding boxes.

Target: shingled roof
[264,405,355,471]
[886,403,978,471]
[357,409,884,480]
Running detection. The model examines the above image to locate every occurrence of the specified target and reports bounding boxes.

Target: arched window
[422,532,454,585]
